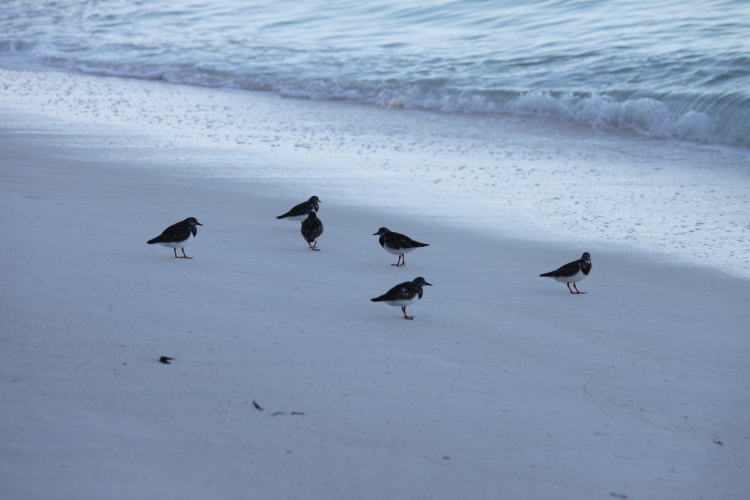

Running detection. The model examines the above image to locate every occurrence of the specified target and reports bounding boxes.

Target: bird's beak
[196,222,203,226]
[424,282,433,286]
[372,232,379,236]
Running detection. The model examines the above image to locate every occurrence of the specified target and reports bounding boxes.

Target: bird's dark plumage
[372,227,429,267]
[540,252,592,294]
[147,217,203,259]
[277,196,321,220]
[301,211,324,250]
[371,277,432,320]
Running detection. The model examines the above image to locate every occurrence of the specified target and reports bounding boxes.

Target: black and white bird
[276,196,321,221]
[539,252,592,294]
[372,227,429,267]
[371,277,432,320]
[301,211,324,251]
[147,217,203,259]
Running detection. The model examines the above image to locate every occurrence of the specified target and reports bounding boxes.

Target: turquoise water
[2,0,749,147]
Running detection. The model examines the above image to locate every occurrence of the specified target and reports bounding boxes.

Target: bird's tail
[370,296,385,302]
[412,242,429,248]
[147,236,163,244]
[539,272,554,277]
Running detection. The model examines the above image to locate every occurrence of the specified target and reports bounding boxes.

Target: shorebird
[276,196,321,221]
[371,277,432,320]
[147,217,203,259]
[540,252,592,294]
[301,211,324,251]
[372,227,429,267]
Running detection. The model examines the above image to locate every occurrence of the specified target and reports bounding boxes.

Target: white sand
[1,69,748,499]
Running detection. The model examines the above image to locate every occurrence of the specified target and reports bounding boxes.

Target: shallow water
[2,0,749,147]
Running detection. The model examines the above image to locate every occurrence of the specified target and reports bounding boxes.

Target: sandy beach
[1,69,749,499]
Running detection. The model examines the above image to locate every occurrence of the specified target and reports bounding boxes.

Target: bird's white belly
[160,233,192,248]
[383,245,417,256]
[384,296,419,307]
[554,269,586,283]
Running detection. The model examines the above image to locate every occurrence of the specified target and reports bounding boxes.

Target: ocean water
[1,0,749,148]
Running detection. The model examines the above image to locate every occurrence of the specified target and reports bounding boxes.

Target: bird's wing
[542,260,580,278]
[372,282,412,302]
[301,218,323,240]
[158,222,191,243]
[386,233,413,250]
[287,201,312,217]
[389,283,414,301]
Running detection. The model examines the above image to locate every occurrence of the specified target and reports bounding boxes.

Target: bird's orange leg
[401,306,413,320]
[567,283,584,294]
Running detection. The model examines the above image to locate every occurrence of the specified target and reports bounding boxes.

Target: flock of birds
[147,196,593,320]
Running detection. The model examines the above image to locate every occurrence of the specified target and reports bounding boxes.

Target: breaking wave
[16,54,747,149]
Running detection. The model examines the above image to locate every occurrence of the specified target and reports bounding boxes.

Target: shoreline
[1,71,749,499]
[2,68,749,279]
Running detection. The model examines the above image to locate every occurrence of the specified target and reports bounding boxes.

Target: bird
[371,277,432,320]
[539,252,592,294]
[147,217,203,259]
[301,211,324,251]
[276,196,321,221]
[372,227,429,267]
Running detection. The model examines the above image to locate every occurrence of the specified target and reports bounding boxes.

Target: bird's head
[412,277,432,287]
[185,217,203,226]
[581,252,591,264]
[373,227,391,236]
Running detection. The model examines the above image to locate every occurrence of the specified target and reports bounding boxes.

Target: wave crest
[1,40,747,148]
